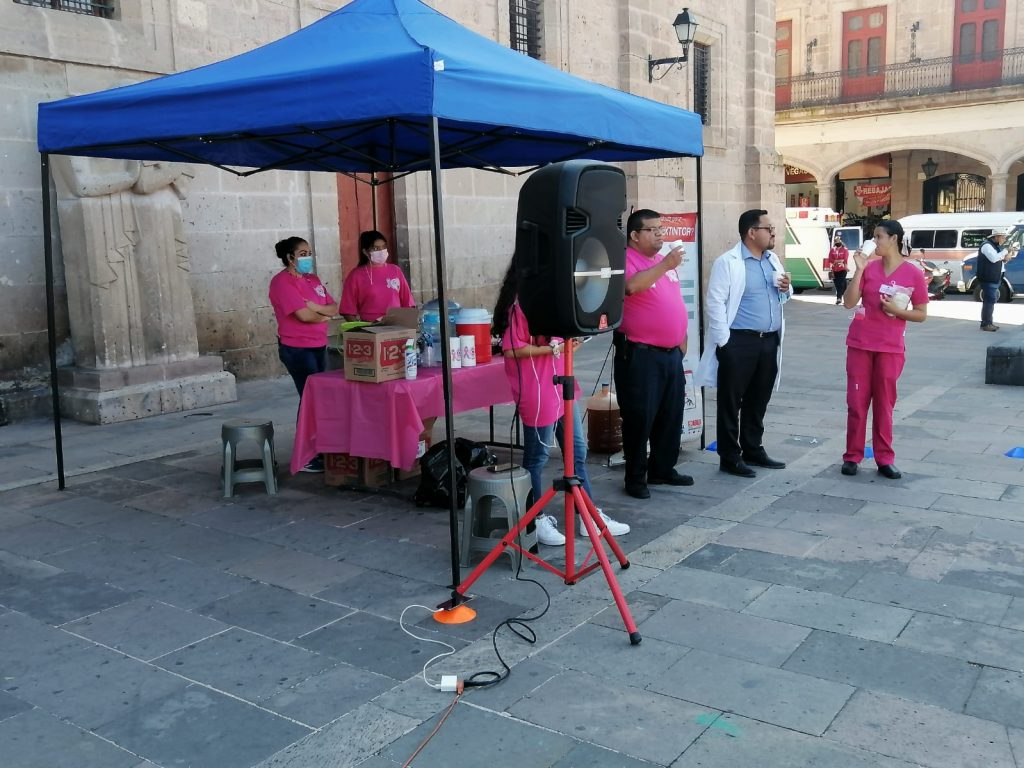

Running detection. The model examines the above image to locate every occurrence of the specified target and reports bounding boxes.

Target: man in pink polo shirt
[613,209,694,500]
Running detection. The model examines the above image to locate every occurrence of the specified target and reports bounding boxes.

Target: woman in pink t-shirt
[268,236,338,472]
[840,220,929,480]
[491,262,629,546]
[339,230,416,322]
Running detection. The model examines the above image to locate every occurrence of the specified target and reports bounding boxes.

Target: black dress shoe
[720,460,756,478]
[877,464,902,480]
[624,482,651,499]
[840,461,858,476]
[743,453,786,469]
[648,471,695,487]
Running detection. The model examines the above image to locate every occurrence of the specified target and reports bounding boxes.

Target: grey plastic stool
[462,466,535,569]
[221,419,278,497]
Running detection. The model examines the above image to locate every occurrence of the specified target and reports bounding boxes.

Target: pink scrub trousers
[844,346,905,466]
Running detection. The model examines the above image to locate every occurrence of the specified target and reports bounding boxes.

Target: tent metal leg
[427,117,467,603]
[696,155,706,452]
[40,153,66,489]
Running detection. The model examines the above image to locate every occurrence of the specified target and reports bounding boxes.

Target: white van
[784,207,863,292]
[898,212,1024,291]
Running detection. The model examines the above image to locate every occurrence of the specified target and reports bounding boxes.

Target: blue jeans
[980,281,999,327]
[522,403,593,505]
[278,342,327,400]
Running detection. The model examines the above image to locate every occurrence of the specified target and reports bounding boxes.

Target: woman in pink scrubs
[840,220,929,480]
[339,230,415,322]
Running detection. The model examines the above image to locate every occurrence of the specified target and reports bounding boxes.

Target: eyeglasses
[751,226,776,234]
[637,227,665,235]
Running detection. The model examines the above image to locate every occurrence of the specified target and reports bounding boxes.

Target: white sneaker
[577,509,630,536]
[535,515,566,546]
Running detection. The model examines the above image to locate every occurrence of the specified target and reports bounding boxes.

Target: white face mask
[369,249,389,265]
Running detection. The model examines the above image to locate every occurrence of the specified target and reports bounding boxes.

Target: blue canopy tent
[36,0,705,606]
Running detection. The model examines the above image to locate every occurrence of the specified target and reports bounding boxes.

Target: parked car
[962,252,1022,303]
[910,258,950,300]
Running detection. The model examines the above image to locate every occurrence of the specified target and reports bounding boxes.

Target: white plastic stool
[221,419,278,497]
[462,466,535,569]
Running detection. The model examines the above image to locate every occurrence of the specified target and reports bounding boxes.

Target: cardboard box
[383,307,420,332]
[395,416,437,481]
[323,453,393,487]
[343,325,413,383]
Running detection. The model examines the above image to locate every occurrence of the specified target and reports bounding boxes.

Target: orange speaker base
[433,604,477,625]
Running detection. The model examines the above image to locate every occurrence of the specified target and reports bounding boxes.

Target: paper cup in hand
[773,271,790,288]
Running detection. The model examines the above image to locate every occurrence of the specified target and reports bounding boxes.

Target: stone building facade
[776,0,1024,218]
[0,0,780,421]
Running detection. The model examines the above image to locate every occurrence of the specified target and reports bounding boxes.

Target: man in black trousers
[613,209,695,500]
[696,210,793,478]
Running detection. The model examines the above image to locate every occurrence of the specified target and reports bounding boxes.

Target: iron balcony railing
[776,47,1024,110]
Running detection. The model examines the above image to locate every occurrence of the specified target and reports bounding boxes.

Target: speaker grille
[566,208,588,234]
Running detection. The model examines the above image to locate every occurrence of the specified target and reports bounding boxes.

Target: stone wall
[0,0,780,414]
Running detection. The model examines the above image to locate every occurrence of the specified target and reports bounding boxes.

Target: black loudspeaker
[514,160,626,338]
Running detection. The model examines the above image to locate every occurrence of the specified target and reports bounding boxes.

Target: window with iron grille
[13,0,114,18]
[509,0,542,59]
[692,42,711,125]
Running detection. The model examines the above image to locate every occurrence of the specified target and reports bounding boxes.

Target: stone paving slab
[0,690,32,723]
[941,561,1024,599]
[154,627,338,703]
[97,685,312,768]
[1003,597,1024,630]
[640,597,810,666]
[262,662,396,728]
[931,494,1024,523]
[964,667,1024,731]
[825,689,1016,768]
[783,629,980,710]
[532,621,690,689]
[0,550,62,591]
[0,708,143,768]
[28,495,130,527]
[62,597,228,661]
[714,522,826,556]
[648,648,854,736]
[196,583,351,642]
[640,563,769,610]
[743,584,914,642]
[681,544,869,595]
[228,548,366,596]
[845,570,1013,624]
[0,519,98,559]
[895,612,1024,671]
[673,713,925,768]
[10,642,191,730]
[0,571,136,625]
[509,669,714,765]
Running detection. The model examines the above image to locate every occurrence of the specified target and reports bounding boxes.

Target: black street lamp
[921,157,939,179]
[648,9,700,82]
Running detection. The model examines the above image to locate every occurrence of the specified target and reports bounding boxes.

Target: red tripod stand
[455,342,641,645]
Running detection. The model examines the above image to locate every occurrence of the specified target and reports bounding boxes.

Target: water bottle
[404,338,418,380]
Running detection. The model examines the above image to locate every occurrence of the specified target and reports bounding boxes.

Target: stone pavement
[1,294,1023,768]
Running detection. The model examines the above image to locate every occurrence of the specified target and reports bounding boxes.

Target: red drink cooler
[455,308,492,364]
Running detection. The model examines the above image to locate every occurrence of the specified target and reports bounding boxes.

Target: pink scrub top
[846,260,929,354]
[269,270,335,347]
[339,264,415,322]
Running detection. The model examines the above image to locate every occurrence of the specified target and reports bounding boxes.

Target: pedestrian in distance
[612,209,695,500]
[492,261,630,544]
[696,209,792,479]
[840,220,929,480]
[829,235,849,305]
[976,227,1017,332]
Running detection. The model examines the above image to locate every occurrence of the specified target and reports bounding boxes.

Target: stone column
[817,179,833,211]
[988,172,1009,212]
[51,156,236,424]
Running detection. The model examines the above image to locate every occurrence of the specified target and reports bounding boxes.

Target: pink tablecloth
[291,360,513,473]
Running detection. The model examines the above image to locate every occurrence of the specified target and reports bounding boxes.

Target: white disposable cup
[459,335,476,367]
[449,339,462,369]
[773,271,791,288]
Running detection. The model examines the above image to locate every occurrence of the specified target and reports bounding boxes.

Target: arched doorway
[922,173,986,213]
[785,164,818,207]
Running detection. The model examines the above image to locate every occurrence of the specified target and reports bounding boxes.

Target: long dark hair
[357,230,386,266]
[491,259,518,339]
[875,219,907,255]
[275,236,306,266]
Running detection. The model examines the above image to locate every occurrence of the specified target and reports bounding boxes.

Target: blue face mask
[295,256,314,274]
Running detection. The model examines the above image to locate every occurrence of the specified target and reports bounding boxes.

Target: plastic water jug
[420,310,442,367]
[585,383,622,453]
[455,308,492,364]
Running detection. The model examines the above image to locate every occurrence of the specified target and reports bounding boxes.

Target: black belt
[731,329,779,338]
[628,340,679,353]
